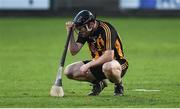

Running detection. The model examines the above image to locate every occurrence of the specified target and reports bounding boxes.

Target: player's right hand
[65,21,74,32]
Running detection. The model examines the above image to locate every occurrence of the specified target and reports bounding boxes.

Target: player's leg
[64,61,96,82]
[87,63,108,96]
[102,60,128,96]
[64,61,107,96]
[102,60,122,83]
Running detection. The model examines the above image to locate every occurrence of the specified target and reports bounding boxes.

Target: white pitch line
[132,89,160,92]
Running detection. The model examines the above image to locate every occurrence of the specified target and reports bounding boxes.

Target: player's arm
[69,34,83,55]
[66,21,83,55]
[87,50,114,67]
[80,50,114,74]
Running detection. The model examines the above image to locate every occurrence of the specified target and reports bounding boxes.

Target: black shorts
[83,59,129,81]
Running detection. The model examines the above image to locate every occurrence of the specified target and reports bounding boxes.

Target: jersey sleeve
[100,23,116,50]
[76,34,87,44]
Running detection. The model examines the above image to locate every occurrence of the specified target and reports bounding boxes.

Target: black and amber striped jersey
[76,20,127,63]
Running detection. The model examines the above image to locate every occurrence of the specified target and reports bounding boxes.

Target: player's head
[73,10,96,35]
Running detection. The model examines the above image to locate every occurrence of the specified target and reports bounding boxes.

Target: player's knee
[64,65,74,79]
[102,63,114,73]
[103,63,121,77]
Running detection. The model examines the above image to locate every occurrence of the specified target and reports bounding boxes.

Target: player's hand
[80,64,90,74]
[65,21,74,32]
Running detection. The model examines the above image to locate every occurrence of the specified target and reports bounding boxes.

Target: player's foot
[114,82,124,96]
[88,80,107,96]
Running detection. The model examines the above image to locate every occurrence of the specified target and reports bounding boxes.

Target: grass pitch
[0,17,180,107]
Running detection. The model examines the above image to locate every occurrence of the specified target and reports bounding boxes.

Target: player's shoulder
[98,20,115,31]
[99,20,111,27]
[98,20,117,35]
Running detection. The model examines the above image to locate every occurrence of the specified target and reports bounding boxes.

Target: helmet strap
[85,24,92,32]
[93,20,98,29]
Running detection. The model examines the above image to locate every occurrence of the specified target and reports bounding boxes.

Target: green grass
[0,17,180,107]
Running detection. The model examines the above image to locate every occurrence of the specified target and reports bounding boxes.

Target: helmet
[73,10,95,27]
